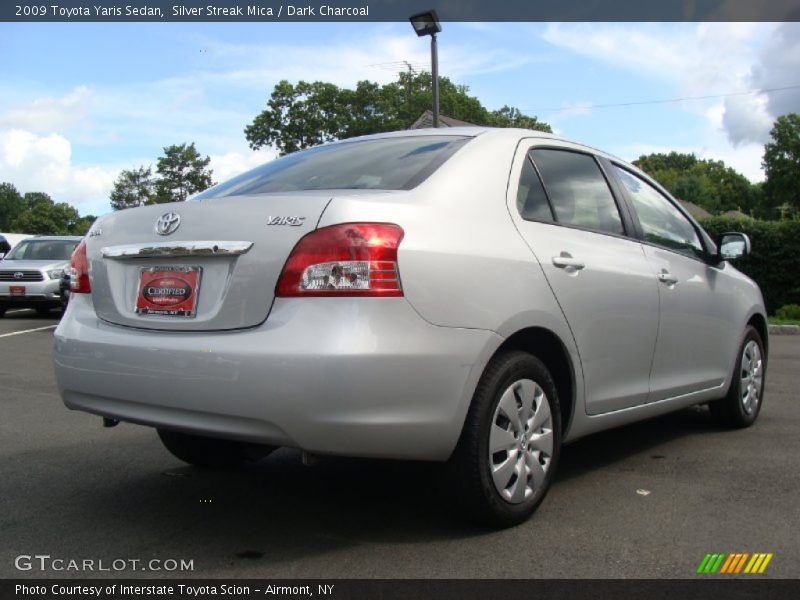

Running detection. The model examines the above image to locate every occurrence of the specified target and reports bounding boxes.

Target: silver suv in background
[0,236,82,317]
[53,129,767,526]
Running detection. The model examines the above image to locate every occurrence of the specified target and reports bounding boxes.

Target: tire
[709,326,766,429]
[449,351,562,527]
[36,307,51,316]
[0,304,5,318]
[157,429,276,468]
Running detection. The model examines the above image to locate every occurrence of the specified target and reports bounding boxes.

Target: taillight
[67,238,91,293]
[276,223,404,297]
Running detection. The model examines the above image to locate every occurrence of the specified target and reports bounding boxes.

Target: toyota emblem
[13,272,23,279]
[155,212,181,236]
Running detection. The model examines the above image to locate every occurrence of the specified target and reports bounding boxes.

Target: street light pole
[431,33,439,128]
[409,10,443,129]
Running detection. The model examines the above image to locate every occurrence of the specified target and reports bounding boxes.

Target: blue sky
[1,21,796,216]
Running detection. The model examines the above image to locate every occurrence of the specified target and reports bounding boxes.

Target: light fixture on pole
[409,10,442,128]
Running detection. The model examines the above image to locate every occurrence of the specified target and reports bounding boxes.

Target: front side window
[613,166,705,260]
[530,149,624,235]
[194,136,471,199]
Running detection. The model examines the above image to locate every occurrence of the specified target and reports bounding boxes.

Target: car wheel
[709,326,766,429]
[157,429,277,468]
[449,350,561,527]
[36,307,51,316]
[0,304,6,318]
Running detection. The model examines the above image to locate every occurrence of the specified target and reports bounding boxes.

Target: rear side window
[613,166,705,260]
[516,156,554,222]
[194,136,471,199]
[530,149,624,235]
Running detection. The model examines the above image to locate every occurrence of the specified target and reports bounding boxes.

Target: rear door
[609,165,733,400]
[508,144,660,414]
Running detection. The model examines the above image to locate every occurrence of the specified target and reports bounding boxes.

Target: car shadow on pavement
[556,405,724,483]
[33,407,724,562]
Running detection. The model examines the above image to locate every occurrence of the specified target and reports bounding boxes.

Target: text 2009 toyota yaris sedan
[53,128,767,526]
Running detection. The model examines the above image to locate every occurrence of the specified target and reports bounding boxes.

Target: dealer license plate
[135,266,201,318]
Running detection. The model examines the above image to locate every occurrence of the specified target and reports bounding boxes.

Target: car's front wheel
[449,351,561,527]
[709,325,766,428]
[157,429,276,468]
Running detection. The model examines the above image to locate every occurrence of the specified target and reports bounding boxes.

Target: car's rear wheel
[449,351,561,527]
[0,304,6,318]
[710,325,766,428]
[157,429,276,468]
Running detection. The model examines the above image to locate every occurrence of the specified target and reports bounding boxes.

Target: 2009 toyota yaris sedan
[53,127,767,526]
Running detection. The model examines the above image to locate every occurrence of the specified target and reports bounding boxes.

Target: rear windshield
[4,239,79,261]
[194,135,471,199]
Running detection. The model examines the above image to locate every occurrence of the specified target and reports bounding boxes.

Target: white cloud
[723,23,800,145]
[209,145,276,183]
[0,128,118,215]
[541,23,783,180]
[0,86,91,132]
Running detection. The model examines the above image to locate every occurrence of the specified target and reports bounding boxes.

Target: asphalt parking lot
[1,309,798,579]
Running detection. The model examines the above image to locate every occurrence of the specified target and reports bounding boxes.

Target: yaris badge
[155,212,181,236]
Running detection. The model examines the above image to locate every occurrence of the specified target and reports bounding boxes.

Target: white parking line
[0,325,57,338]
[6,309,28,314]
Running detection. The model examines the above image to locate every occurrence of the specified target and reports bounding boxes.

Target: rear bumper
[53,295,501,460]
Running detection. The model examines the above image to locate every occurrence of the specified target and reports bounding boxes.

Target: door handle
[657,271,679,285]
[552,252,585,271]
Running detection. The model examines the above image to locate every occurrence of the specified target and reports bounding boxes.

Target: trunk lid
[88,193,332,331]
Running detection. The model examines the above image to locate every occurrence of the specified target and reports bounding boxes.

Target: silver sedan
[53,128,767,526]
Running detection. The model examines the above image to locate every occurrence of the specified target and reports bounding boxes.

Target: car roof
[23,236,83,241]
[330,126,626,164]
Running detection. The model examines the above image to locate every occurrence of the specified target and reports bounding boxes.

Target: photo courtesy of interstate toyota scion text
[53,128,768,526]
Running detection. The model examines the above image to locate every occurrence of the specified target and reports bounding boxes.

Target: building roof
[410,110,477,129]
[676,199,712,220]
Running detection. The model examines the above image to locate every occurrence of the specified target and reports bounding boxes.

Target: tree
[154,143,214,203]
[9,192,87,235]
[0,182,25,231]
[633,152,756,215]
[110,166,155,210]
[763,113,800,217]
[245,73,552,156]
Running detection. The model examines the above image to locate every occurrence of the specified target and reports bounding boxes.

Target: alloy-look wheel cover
[740,340,763,416]
[488,378,554,504]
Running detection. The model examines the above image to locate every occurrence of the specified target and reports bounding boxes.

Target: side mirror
[717,232,751,261]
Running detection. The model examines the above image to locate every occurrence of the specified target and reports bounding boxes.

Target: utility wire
[525,84,800,113]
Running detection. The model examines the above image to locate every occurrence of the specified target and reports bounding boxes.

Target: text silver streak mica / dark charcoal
[53,129,767,526]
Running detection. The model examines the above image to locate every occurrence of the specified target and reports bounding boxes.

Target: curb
[768,324,800,336]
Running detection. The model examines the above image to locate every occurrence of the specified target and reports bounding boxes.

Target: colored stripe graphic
[719,554,736,573]
[698,552,773,574]
[735,553,750,573]
[697,554,712,574]
[759,554,773,573]
[710,553,726,573]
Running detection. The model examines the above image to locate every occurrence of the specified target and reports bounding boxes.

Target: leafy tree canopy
[762,113,800,216]
[110,165,155,210]
[245,72,552,156]
[0,182,25,231]
[7,192,93,235]
[633,151,756,215]
[154,143,214,204]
